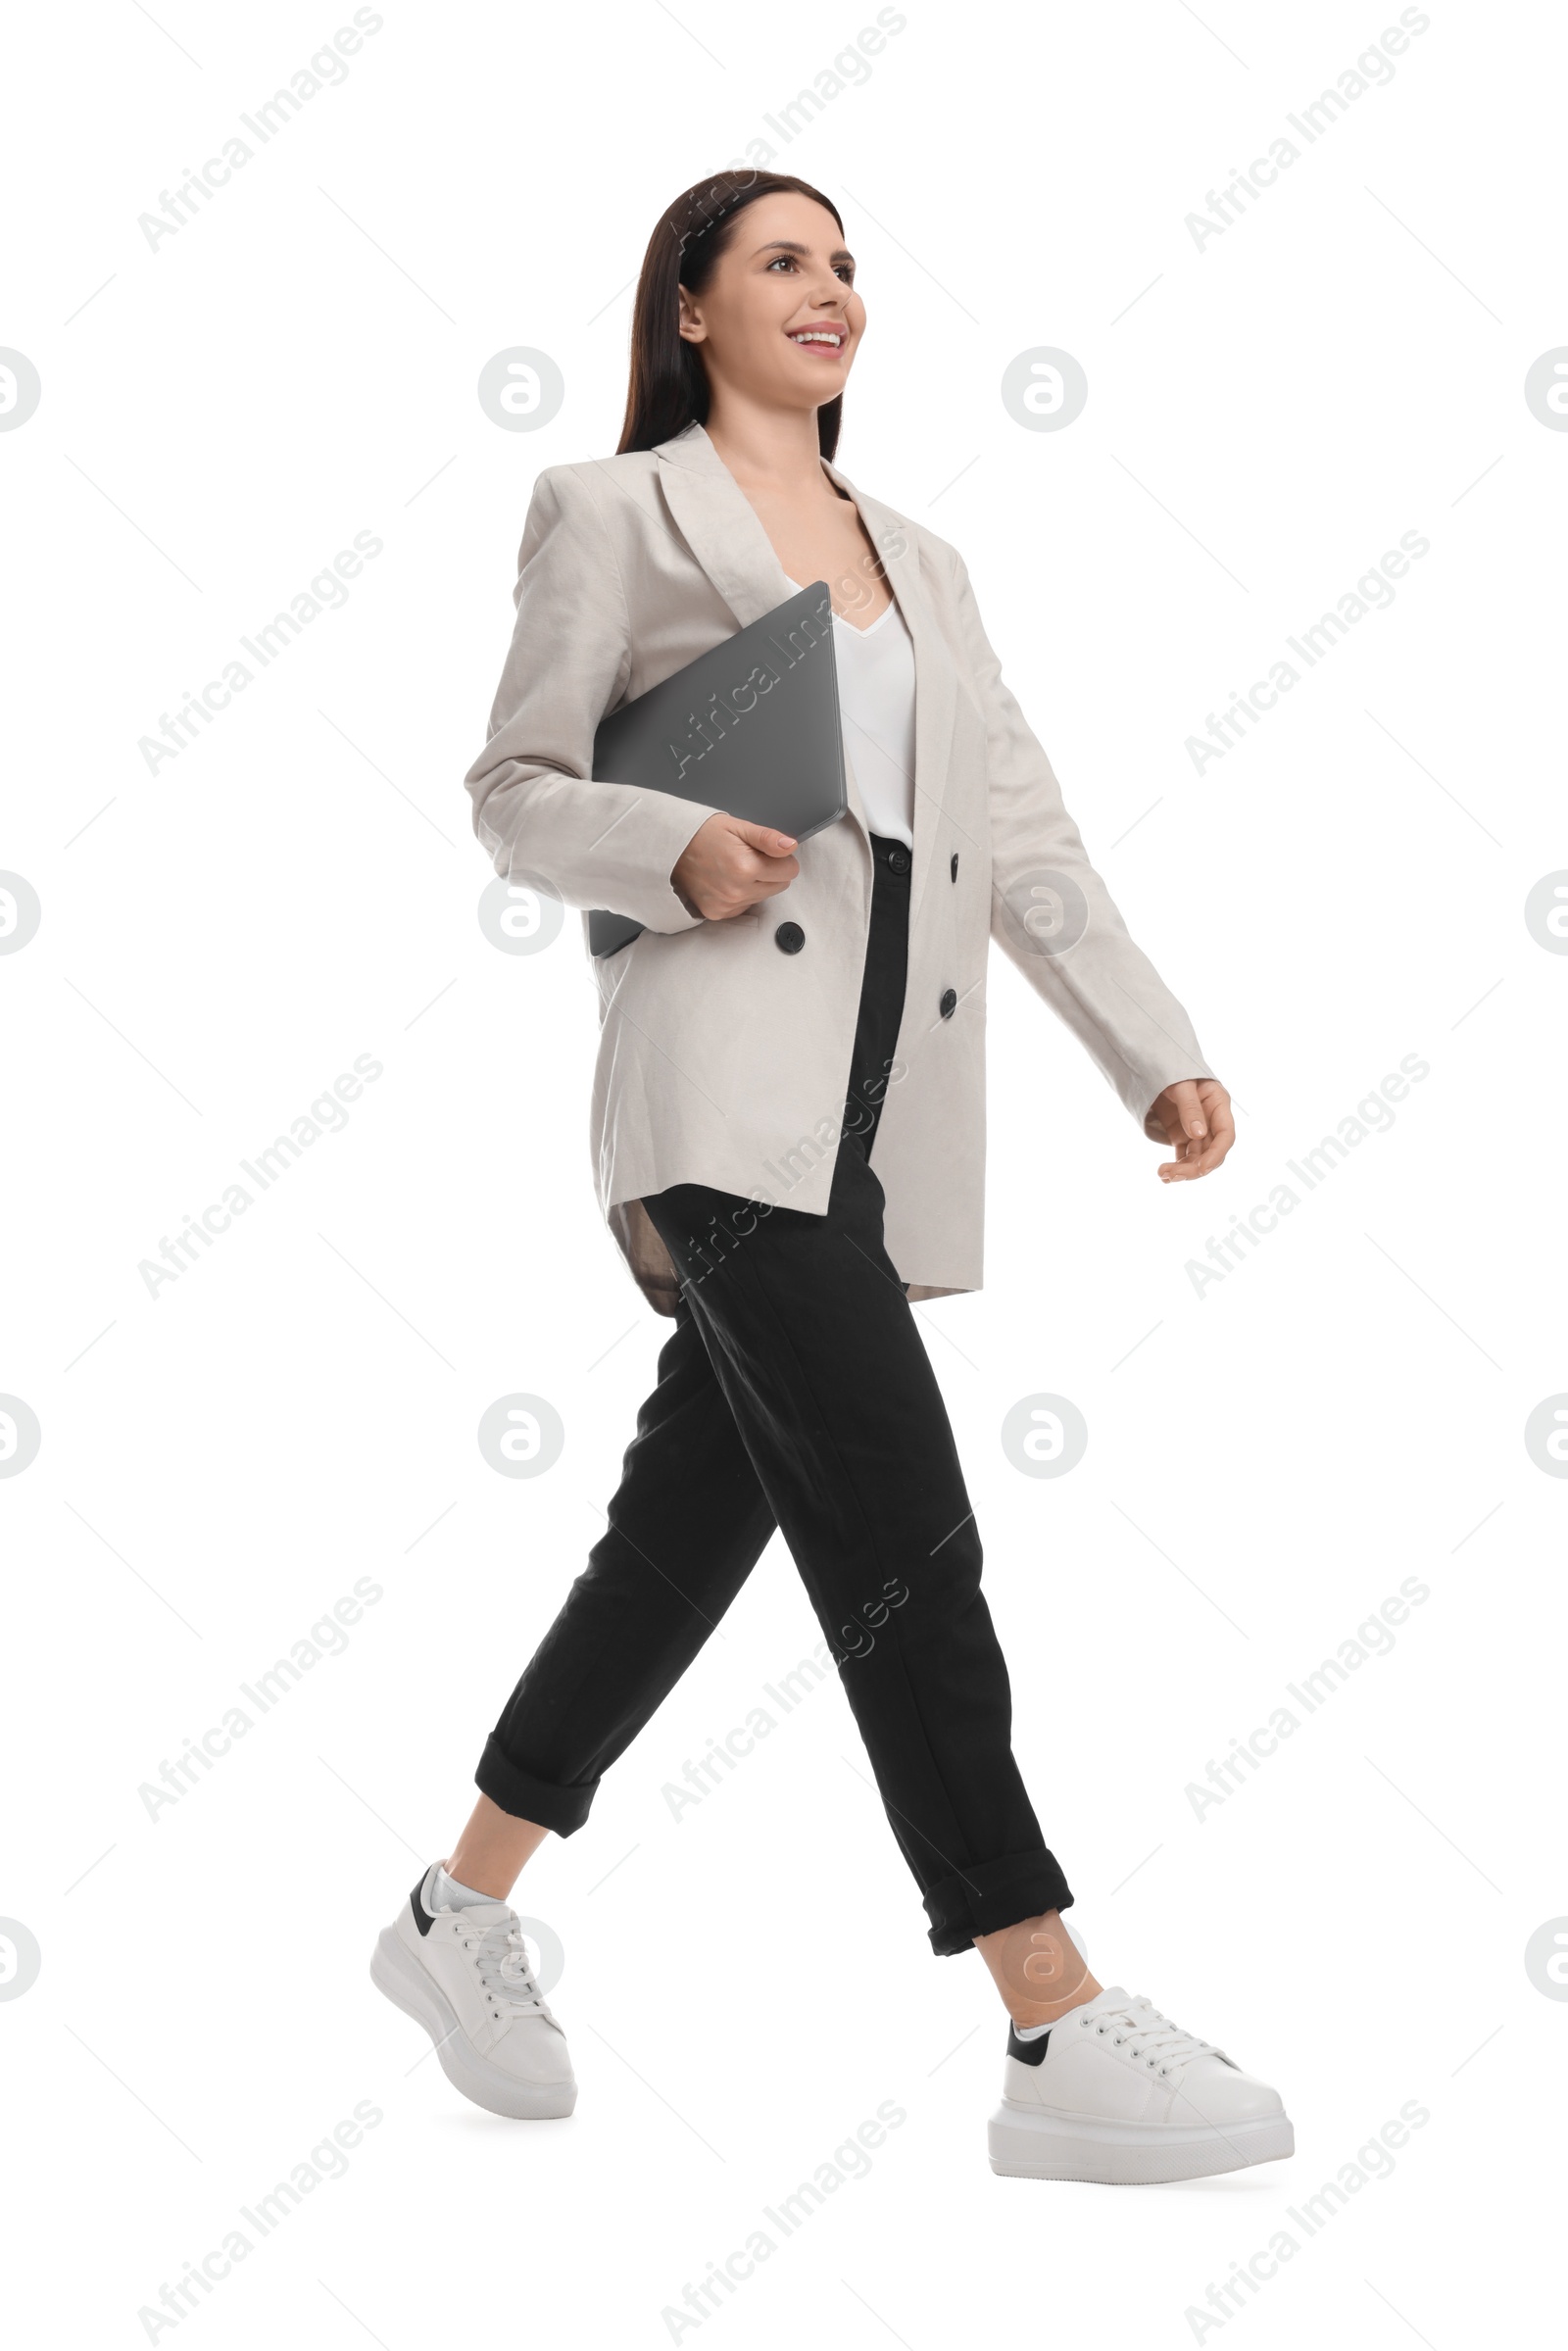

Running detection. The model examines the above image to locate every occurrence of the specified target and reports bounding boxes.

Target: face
[677,191,863,413]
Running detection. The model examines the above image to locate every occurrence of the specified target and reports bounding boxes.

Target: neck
[701,392,834,499]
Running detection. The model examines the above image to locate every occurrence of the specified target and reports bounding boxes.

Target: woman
[371,171,1293,2186]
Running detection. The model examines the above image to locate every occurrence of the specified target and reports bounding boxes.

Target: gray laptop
[587,580,846,957]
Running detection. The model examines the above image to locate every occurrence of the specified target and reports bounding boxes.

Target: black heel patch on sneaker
[1007,2025,1051,2066]
[410,1873,437,1936]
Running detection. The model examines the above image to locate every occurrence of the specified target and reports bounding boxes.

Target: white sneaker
[370,1865,576,2120]
[988,1984,1293,2184]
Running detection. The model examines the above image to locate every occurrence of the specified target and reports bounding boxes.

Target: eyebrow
[749,238,856,267]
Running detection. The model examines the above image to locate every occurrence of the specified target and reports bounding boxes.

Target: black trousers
[477,837,1072,1955]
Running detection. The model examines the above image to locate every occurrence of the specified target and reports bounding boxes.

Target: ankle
[437,1857,514,1905]
[974,1909,1100,2028]
[443,1797,552,1901]
[1007,1972,1102,2031]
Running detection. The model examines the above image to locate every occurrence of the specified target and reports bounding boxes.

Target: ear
[676,283,707,345]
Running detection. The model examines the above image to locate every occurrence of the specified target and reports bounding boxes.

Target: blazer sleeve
[947,544,1216,1139]
[464,465,723,934]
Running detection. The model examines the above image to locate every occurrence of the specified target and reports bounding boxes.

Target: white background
[3,1,1565,2343]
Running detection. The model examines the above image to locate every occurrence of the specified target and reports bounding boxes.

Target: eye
[765,254,798,271]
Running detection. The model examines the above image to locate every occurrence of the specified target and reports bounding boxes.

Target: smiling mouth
[788,327,846,352]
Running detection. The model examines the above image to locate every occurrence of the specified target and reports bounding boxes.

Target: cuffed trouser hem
[922,1849,1074,1957]
[475,1735,599,1836]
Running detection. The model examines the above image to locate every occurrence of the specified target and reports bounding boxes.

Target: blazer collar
[652,421,956,919]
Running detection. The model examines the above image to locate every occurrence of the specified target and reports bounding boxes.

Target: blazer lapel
[652,421,796,630]
[654,423,956,904]
[824,458,956,930]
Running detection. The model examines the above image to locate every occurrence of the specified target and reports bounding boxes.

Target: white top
[784,577,915,847]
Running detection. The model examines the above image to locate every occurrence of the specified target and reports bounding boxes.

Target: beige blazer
[465,420,1214,1315]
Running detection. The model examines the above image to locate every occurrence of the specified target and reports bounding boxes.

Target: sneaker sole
[988,2099,1294,2185]
[370,1929,577,2121]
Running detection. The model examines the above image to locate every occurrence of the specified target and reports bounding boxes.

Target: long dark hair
[617,171,847,460]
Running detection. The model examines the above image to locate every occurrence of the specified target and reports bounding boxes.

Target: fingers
[677,816,801,918]
[709,859,798,918]
[1172,1079,1207,1146]
[1154,1080,1201,1179]
[1156,1082,1235,1182]
[731,819,798,858]
[745,854,800,900]
[715,820,798,915]
[1160,1134,1228,1180]
[1201,1094,1237,1169]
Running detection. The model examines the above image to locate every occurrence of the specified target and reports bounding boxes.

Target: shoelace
[1083,1996,1220,2078]
[463,1915,556,2024]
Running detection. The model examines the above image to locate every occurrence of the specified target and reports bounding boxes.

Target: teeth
[791,331,841,345]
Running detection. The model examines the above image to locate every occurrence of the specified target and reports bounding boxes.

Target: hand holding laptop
[670,813,800,921]
[587,580,844,957]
